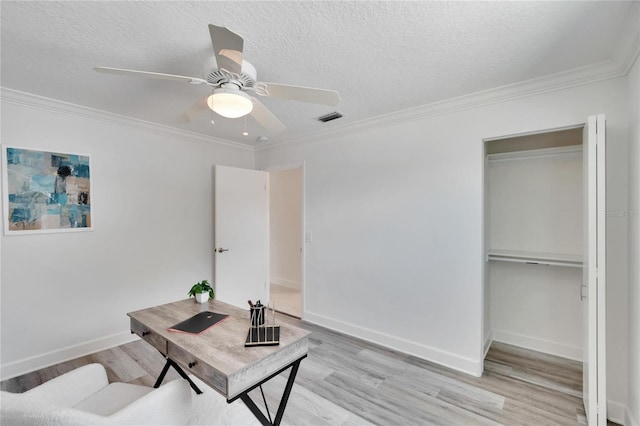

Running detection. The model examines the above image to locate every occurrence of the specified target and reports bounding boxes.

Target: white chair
[0,363,192,426]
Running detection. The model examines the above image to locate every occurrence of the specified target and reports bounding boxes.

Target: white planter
[195,292,209,303]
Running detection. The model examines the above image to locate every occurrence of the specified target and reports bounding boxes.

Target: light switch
[305,231,312,243]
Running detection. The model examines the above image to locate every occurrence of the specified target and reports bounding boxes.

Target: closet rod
[487,254,582,268]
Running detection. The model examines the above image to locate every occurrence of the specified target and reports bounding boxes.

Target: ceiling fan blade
[94,67,207,84]
[208,25,244,75]
[260,82,340,106]
[177,96,209,123]
[250,98,286,135]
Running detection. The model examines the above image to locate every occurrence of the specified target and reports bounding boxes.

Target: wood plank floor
[270,283,302,318]
[1,316,608,425]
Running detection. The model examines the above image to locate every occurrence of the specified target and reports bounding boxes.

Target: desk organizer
[245,303,280,347]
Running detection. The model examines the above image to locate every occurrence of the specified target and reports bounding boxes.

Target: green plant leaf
[189,280,213,298]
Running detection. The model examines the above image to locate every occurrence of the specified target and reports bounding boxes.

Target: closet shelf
[487,249,583,268]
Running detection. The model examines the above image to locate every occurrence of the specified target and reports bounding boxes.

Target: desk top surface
[127,298,310,377]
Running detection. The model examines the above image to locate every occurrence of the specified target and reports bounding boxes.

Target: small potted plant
[188,279,214,303]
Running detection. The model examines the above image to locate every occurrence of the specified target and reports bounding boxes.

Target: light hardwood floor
[270,283,302,318]
[2,317,610,425]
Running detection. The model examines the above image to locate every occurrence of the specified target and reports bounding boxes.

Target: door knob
[216,247,229,253]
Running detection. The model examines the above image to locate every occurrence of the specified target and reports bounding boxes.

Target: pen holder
[250,306,265,327]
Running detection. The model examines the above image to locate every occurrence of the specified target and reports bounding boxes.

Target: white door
[582,114,606,425]
[214,165,269,309]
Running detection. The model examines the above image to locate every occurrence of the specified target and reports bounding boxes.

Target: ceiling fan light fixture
[207,88,253,118]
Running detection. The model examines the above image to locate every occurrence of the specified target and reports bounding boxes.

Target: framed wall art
[2,146,93,235]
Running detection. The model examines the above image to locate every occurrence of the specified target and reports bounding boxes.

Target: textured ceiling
[1,1,636,147]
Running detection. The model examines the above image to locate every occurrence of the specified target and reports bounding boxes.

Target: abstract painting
[2,146,92,234]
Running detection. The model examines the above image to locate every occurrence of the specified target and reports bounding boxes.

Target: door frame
[583,114,607,425]
[263,161,306,319]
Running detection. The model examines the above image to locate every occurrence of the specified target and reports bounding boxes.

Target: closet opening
[483,126,585,361]
[484,115,607,424]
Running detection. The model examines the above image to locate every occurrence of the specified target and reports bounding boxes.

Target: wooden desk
[127,298,310,425]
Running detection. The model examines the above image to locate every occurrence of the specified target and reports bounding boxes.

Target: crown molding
[3,41,637,157]
[613,1,640,75]
[621,32,640,75]
[0,88,253,152]
[258,58,628,152]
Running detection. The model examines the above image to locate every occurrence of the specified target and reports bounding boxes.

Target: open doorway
[268,166,303,318]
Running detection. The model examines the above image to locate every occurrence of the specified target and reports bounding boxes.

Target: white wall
[256,76,630,410]
[269,168,302,289]
[490,263,583,359]
[0,91,253,379]
[488,150,583,255]
[627,53,640,426]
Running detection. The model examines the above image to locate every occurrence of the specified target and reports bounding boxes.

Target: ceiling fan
[95,24,341,135]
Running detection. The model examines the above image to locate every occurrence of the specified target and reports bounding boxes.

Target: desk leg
[273,359,300,426]
[238,358,302,426]
[153,359,172,388]
[154,358,203,395]
[240,393,272,425]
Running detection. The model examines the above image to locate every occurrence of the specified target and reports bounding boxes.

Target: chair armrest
[108,379,191,426]
[24,363,108,407]
[1,391,109,426]
[2,379,191,426]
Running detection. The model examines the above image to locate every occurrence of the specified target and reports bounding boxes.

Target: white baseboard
[304,311,483,377]
[626,405,639,426]
[607,400,628,425]
[492,329,582,361]
[0,330,138,381]
[270,277,300,290]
